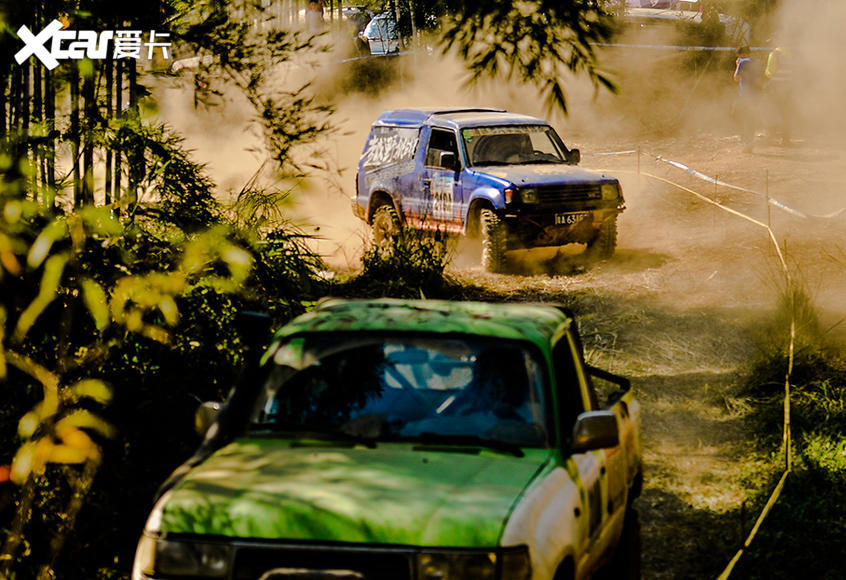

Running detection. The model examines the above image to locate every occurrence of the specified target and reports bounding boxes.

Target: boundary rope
[592,149,796,579]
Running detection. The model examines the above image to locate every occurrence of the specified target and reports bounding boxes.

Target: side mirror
[439,151,457,171]
[195,401,222,438]
[568,149,581,165]
[571,410,619,452]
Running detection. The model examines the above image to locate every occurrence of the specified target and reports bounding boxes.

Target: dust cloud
[151,3,846,322]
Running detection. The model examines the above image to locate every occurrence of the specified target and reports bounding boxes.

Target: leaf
[48,444,91,464]
[81,278,110,331]
[0,307,6,379]
[10,441,37,484]
[70,379,113,405]
[13,253,69,342]
[56,410,116,439]
[17,411,40,439]
[0,233,22,276]
[79,207,123,237]
[10,439,52,484]
[27,220,67,268]
[158,295,179,326]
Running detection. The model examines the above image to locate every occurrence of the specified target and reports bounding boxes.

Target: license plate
[555,212,589,226]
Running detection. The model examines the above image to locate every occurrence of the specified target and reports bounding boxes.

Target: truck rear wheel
[586,215,617,261]
[371,203,402,254]
[480,208,507,273]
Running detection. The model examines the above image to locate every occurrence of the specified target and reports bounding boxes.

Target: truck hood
[474,164,614,187]
[157,439,551,547]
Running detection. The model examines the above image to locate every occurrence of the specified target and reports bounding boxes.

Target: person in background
[733,46,763,153]
[765,44,795,145]
[306,0,324,34]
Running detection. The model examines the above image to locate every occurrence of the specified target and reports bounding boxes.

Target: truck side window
[425,129,459,169]
[552,335,587,444]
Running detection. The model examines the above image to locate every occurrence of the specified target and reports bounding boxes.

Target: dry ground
[441,131,846,578]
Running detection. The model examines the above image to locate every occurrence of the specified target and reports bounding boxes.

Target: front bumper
[502,204,623,249]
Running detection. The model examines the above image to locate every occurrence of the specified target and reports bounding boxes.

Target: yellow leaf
[56,410,116,439]
[27,220,67,268]
[70,379,113,405]
[159,295,179,326]
[11,442,36,484]
[142,325,171,344]
[79,207,123,236]
[81,278,110,331]
[48,444,90,464]
[0,307,6,379]
[17,411,40,439]
[11,439,52,483]
[55,424,95,451]
[13,253,69,342]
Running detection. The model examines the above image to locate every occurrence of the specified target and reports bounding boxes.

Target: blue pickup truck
[352,108,625,272]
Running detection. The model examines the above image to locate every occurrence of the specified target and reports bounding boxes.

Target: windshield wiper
[409,432,524,457]
[247,425,378,448]
[519,159,563,165]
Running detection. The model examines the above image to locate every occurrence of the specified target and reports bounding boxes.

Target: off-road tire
[371,203,402,254]
[480,208,507,273]
[586,215,618,261]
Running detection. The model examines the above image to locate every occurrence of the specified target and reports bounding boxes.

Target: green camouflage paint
[159,439,551,547]
[267,299,570,364]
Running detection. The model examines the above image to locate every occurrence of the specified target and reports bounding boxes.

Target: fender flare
[367,190,403,224]
[464,188,505,235]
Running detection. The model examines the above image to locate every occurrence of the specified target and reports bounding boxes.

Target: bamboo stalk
[71,62,81,207]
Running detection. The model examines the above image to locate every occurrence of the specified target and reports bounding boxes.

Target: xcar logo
[15,20,171,71]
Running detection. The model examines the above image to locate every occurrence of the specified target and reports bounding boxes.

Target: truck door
[552,331,609,563]
[418,128,463,233]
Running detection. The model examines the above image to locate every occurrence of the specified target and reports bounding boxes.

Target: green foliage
[440,0,618,114]
[341,228,451,299]
[0,143,325,578]
[739,283,846,579]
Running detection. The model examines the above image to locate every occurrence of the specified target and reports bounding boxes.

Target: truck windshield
[249,334,550,448]
[462,125,567,167]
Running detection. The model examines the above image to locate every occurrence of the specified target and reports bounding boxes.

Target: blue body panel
[354,109,623,239]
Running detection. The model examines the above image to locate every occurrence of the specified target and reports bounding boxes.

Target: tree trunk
[35,63,45,202]
[82,63,96,206]
[105,54,113,206]
[114,59,123,206]
[71,63,81,207]
[0,61,7,139]
[45,67,56,206]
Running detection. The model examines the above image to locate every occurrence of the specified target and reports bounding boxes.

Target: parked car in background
[342,5,374,34]
[357,12,400,55]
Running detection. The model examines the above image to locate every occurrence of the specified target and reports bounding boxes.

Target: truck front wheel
[480,208,507,273]
[585,215,618,261]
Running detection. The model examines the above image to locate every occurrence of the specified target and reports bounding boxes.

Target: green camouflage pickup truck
[132,299,642,580]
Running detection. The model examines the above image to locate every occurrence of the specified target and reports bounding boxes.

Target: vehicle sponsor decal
[431,175,454,221]
[461,125,548,139]
[362,127,419,169]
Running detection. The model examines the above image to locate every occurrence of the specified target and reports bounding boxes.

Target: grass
[732,284,846,579]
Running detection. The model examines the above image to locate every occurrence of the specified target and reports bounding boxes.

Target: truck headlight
[519,188,539,204]
[132,535,232,579]
[601,183,620,200]
[416,546,530,580]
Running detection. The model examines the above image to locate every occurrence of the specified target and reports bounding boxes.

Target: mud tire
[586,215,618,261]
[371,203,402,254]
[480,208,507,273]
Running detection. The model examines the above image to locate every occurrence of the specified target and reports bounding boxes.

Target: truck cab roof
[273,298,572,354]
[373,108,550,130]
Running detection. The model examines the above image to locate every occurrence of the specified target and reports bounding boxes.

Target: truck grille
[233,545,413,580]
[537,184,601,204]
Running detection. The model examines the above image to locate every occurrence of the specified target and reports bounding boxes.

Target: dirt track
[444,132,846,578]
